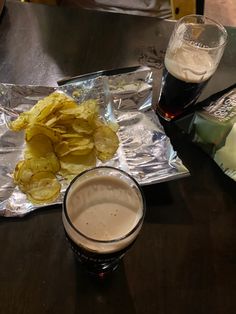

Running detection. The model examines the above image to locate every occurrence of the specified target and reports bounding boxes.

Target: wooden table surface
[0,1,236,314]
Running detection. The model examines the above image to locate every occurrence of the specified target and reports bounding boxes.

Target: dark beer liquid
[157,66,209,120]
[65,232,135,276]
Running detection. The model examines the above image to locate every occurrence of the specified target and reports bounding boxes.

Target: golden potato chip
[45,116,58,127]
[25,123,61,143]
[107,121,119,133]
[27,92,78,124]
[54,141,70,157]
[58,143,93,157]
[72,118,93,135]
[11,91,120,204]
[58,107,82,116]
[24,134,53,159]
[10,113,30,131]
[66,137,92,147]
[78,99,99,121]
[26,171,61,204]
[93,126,119,161]
[13,160,34,192]
[10,92,78,131]
[15,161,33,183]
[14,155,60,194]
[45,153,61,173]
[60,99,99,121]
[14,160,25,183]
[19,154,59,176]
[69,143,94,156]
[51,125,67,133]
[93,117,104,128]
[27,157,52,173]
[59,150,96,177]
[14,160,32,188]
[61,133,84,139]
[55,137,94,157]
[52,114,74,125]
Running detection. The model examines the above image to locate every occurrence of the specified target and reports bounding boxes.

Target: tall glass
[62,166,145,278]
[156,15,228,121]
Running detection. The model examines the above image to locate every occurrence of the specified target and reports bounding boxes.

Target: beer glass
[156,15,228,121]
[62,166,145,277]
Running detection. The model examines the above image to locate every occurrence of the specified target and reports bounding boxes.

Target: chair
[19,0,204,20]
[171,0,205,20]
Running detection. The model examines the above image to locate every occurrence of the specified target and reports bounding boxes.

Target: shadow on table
[74,261,136,314]
[142,181,194,225]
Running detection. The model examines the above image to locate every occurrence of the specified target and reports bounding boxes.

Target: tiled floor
[205,0,236,26]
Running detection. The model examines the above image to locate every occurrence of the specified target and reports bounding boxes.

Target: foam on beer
[165,44,217,83]
[63,175,143,253]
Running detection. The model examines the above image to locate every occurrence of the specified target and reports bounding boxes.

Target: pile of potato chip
[10,91,119,204]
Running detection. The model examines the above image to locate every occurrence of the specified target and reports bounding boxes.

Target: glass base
[65,232,123,279]
[84,260,120,279]
[156,106,173,121]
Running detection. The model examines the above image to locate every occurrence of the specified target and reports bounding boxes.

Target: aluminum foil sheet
[0,66,189,217]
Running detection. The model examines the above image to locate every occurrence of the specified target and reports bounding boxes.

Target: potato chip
[72,118,93,135]
[61,133,84,139]
[107,121,119,133]
[78,99,99,121]
[45,116,58,127]
[15,161,33,183]
[14,160,24,183]
[93,126,119,161]
[11,91,120,204]
[69,143,94,156]
[14,155,60,196]
[10,113,30,131]
[60,99,99,122]
[51,125,67,133]
[13,160,34,192]
[27,92,78,124]
[56,143,93,158]
[59,150,96,177]
[25,155,59,174]
[55,137,94,157]
[58,107,83,116]
[67,137,92,147]
[26,171,61,204]
[9,92,78,131]
[25,124,61,143]
[45,153,61,173]
[51,114,74,125]
[24,134,53,159]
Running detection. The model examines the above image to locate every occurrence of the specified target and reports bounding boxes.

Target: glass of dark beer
[156,15,228,121]
[62,166,145,277]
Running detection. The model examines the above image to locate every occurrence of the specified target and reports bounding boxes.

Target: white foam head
[63,170,144,253]
[165,43,217,83]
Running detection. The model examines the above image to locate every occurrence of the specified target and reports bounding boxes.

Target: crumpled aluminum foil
[0,66,189,217]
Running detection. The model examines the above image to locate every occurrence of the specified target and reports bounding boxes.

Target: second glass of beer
[156,15,228,121]
[62,166,145,278]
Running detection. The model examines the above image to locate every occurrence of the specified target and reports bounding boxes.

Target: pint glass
[62,166,145,277]
[156,15,228,121]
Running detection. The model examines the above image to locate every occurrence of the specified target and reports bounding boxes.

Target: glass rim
[176,14,228,49]
[63,166,146,245]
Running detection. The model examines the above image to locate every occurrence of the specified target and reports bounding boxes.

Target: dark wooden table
[0,1,236,314]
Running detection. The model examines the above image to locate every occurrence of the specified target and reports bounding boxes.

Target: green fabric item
[189,87,236,181]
